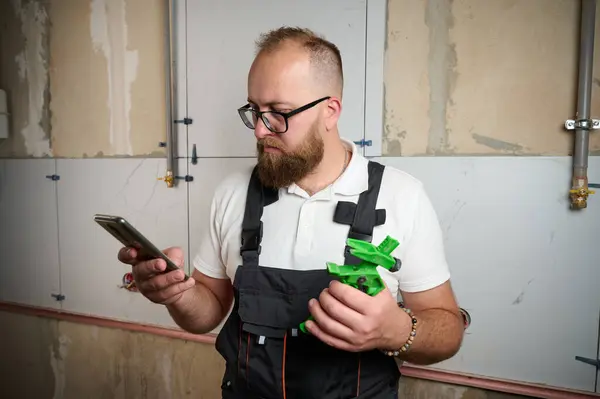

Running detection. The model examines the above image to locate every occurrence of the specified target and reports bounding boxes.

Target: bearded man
[118,26,464,399]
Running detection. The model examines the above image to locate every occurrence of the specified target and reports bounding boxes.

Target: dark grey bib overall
[215,160,401,399]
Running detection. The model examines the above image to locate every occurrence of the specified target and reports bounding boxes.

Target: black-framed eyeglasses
[237,96,331,134]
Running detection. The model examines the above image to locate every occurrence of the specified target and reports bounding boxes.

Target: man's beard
[256,125,324,189]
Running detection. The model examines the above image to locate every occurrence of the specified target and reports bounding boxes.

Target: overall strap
[240,166,278,267]
[333,161,387,265]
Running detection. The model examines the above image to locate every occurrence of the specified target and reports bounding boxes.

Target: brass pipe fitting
[158,170,175,188]
[569,176,595,209]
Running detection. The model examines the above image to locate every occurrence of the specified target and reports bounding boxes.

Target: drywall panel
[0,159,60,309]
[383,0,600,156]
[56,158,189,328]
[0,0,52,158]
[362,0,387,157]
[48,0,167,158]
[383,0,431,157]
[446,0,580,155]
[377,155,600,393]
[186,0,370,157]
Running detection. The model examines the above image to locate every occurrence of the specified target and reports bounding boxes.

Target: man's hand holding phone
[118,246,196,305]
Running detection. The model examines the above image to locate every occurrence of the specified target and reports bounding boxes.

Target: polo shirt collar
[331,138,369,196]
[286,138,369,198]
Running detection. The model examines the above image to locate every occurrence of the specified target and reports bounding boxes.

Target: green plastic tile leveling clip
[299,235,401,334]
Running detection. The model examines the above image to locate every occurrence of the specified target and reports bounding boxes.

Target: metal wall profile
[160,0,177,188]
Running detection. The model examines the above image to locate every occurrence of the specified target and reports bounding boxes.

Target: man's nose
[254,117,273,140]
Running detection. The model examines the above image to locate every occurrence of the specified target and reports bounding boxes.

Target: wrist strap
[381,302,418,357]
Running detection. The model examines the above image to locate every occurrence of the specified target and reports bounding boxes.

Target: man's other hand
[305,280,411,353]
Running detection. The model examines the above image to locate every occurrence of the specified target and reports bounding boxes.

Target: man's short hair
[255,26,344,97]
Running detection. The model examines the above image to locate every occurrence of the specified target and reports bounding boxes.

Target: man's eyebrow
[247,98,294,109]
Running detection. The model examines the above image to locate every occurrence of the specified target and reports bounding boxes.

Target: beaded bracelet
[380,302,418,357]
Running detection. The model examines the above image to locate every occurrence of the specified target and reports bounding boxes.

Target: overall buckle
[347,230,372,243]
[240,221,263,255]
[344,231,372,265]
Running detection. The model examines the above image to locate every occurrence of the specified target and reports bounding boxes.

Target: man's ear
[324,97,342,131]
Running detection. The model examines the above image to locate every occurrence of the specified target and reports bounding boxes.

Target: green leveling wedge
[299,235,402,334]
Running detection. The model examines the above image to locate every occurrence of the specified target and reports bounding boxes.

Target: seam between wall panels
[53,158,63,309]
[361,0,368,158]
[183,0,191,275]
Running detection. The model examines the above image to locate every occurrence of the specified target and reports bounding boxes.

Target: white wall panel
[56,158,189,328]
[0,159,61,309]
[378,156,600,393]
[186,0,371,157]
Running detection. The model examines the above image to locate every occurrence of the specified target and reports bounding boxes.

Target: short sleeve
[397,183,451,293]
[192,192,228,279]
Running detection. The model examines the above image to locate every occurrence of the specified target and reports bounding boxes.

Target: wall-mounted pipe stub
[565,117,599,208]
[567,0,597,209]
[157,171,174,187]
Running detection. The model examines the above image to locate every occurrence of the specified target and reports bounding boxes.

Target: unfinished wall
[384,0,600,156]
[0,0,598,398]
[0,311,529,399]
[0,0,52,157]
[0,0,166,158]
[3,0,600,158]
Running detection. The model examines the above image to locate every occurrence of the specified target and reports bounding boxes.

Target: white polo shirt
[193,139,450,298]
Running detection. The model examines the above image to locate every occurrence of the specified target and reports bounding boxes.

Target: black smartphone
[93,213,188,279]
